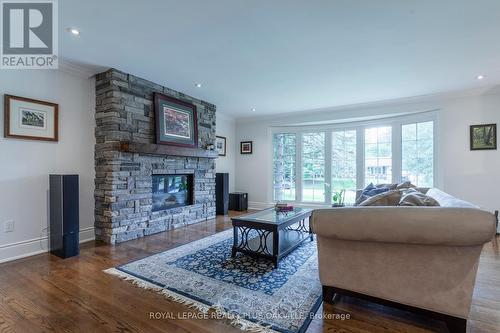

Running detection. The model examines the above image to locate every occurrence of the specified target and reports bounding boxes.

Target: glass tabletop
[234,207,312,224]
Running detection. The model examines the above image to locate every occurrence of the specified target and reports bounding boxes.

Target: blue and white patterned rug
[105,229,322,333]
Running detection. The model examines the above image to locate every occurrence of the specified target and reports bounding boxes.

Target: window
[302,132,325,202]
[402,121,434,187]
[332,130,357,204]
[271,114,435,204]
[365,126,392,185]
[273,133,296,201]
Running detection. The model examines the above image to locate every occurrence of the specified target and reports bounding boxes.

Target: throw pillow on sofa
[354,183,391,205]
[399,189,440,206]
[358,190,402,206]
[354,182,417,206]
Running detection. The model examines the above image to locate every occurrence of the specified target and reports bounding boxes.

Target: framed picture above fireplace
[154,93,198,147]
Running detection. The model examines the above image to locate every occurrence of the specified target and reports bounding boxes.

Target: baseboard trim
[0,227,95,264]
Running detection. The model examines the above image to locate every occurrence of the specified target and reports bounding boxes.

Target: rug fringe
[104,268,276,333]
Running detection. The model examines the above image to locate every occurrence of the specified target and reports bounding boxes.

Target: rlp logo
[2,1,53,54]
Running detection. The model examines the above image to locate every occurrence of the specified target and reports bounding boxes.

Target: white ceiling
[60,0,500,118]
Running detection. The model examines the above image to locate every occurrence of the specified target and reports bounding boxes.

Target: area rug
[104,229,322,333]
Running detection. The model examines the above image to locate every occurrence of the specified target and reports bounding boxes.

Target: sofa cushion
[358,190,402,206]
[399,189,440,206]
[426,188,478,208]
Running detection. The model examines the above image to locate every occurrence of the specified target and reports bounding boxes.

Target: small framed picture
[4,94,58,142]
[470,124,497,150]
[216,136,227,156]
[154,92,198,147]
[240,141,253,154]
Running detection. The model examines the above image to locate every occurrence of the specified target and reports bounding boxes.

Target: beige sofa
[311,188,496,332]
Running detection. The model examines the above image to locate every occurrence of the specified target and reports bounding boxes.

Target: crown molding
[236,84,500,124]
[58,58,104,79]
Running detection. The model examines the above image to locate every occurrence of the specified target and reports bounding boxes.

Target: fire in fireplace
[152,174,193,211]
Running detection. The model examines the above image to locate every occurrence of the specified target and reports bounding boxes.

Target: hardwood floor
[0,211,499,333]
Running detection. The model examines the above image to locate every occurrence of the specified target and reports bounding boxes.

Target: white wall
[235,88,500,212]
[216,112,237,192]
[0,69,95,263]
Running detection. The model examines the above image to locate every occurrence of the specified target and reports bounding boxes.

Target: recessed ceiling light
[195,83,202,88]
[476,75,486,80]
[251,108,256,112]
[67,28,80,36]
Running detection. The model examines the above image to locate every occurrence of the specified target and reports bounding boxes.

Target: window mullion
[296,132,303,203]
[356,127,364,190]
[324,131,332,205]
[393,123,402,184]
[433,120,438,188]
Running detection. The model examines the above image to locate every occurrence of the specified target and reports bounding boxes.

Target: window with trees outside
[302,132,325,202]
[271,114,435,205]
[402,121,434,187]
[273,133,296,201]
[365,126,392,186]
[332,130,357,204]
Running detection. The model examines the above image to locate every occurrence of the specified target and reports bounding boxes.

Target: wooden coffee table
[231,207,313,268]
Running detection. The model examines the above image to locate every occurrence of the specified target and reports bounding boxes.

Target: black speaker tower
[49,174,80,258]
[216,173,229,215]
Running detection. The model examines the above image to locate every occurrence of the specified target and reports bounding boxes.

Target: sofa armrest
[311,207,496,246]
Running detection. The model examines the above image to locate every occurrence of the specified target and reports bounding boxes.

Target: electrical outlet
[4,220,14,233]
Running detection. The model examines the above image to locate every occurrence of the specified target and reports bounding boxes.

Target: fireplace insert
[152,174,193,211]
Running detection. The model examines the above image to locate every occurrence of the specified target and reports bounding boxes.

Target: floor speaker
[216,173,229,215]
[49,174,79,258]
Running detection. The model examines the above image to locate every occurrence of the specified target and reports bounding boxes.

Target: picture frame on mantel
[4,94,59,142]
[154,92,198,148]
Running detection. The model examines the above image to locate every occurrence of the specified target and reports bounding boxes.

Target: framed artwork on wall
[216,136,227,156]
[240,141,253,154]
[470,123,497,150]
[3,94,58,142]
[154,92,198,147]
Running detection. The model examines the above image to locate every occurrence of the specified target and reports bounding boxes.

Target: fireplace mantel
[119,141,219,159]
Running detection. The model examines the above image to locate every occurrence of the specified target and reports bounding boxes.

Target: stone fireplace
[94,69,216,244]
